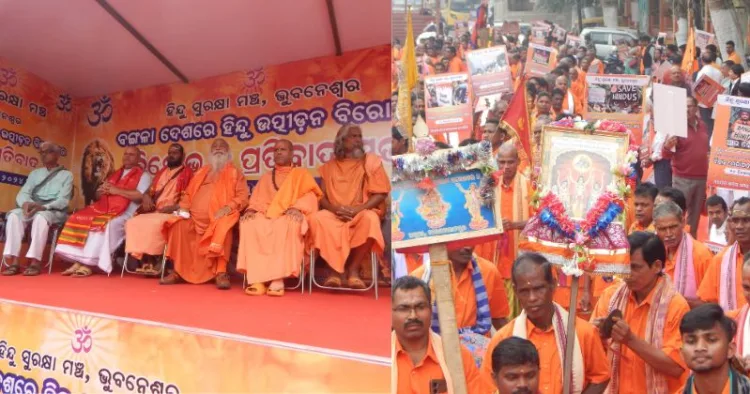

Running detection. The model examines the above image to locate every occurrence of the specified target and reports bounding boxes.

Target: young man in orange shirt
[678,304,750,393]
[489,337,541,394]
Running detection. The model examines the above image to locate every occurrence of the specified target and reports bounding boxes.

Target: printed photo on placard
[585,74,649,132]
[424,73,473,135]
[466,46,513,95]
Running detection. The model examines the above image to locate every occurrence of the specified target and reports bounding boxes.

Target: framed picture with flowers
[520,122,637,277]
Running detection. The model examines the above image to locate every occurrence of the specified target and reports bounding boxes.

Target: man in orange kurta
[125,143,193,275]
[475,143,531,319]
[481,253,611,394]
[653,201,713,308]
[698,198,750,310]
[160,139,248,290]
[410,246,510,335]
[445,46,467,73]
[590,232,689,394]
[308,125,391,289]
[392,276,490,394]
[237,140,322,297]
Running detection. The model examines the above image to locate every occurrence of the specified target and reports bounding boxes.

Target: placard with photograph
[424,73,473,135]
[709,95,750,193]
[526,43,557,76]
[693,74,724,107]
[466,46,513,95]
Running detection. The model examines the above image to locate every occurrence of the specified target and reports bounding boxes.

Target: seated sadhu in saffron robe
[57,147,151,277]
[474,143,531,319]
[308,125,391,289]
[590,232,689,394]
[698,198,750,311]
[160,139,248,290]
[124,143,192,275]
[391,276,490,394]
[481,254,611,394]
[652,201,713,308]
[237,140,322,297]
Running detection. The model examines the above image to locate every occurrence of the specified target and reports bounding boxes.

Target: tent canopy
[0,0,390,97]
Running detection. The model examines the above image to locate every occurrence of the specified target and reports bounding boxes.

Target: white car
[580,27,639,59]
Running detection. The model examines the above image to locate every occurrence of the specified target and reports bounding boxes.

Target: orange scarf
[265,167,322,219]
[59,166,143,247]
[164,164,242,257]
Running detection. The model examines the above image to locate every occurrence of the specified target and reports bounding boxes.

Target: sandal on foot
[215,273,231,290]
[244,283,267,296]
[22,264,41,276]
[267,280,285,297]
[322,276,342,288]
[71,266,93,278]
[2,264,21,276]
[159,272,182,285]
[62,263,81,276]
[347,277,366,290]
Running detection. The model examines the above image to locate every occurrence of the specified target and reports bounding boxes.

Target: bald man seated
[56,147,152,277]
[236,139,322,296]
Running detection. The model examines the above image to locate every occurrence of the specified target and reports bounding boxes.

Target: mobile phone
[601,309,623,339]
[430,379,448,394]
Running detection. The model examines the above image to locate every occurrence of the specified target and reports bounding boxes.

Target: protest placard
[707,95,750,208]
[693,74,724,107]
[424,73,473,136]
[526,43,557,76]
[585,74,650,133]
[466,46,513,95]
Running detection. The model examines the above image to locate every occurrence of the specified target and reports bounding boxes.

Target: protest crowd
[391,2,750,393]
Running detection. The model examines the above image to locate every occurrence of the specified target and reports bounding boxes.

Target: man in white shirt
[696,51,723,138]
[707,194,729,245]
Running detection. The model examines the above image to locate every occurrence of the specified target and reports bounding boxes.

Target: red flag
[500,82,532,163]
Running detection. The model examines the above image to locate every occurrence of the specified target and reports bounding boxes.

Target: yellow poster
[70,45,391,208]
[0,300,389,393]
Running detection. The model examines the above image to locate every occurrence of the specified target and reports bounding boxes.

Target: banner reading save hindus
[70,45,391,208]
[0,58,75,243]
[584,74,649,136]
[0,300,389,393]
[707,95,750,208]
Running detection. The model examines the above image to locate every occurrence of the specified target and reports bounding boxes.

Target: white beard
[209,153,229,173]
[351,147,365,159]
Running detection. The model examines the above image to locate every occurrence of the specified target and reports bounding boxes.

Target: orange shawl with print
[58,166,143,247]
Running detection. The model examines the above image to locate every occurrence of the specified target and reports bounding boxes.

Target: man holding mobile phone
[590,232,690,393]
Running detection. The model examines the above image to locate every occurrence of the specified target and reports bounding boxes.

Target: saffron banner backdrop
[0,300,389,393]
[70,45,391,208]
[0,58,75,241]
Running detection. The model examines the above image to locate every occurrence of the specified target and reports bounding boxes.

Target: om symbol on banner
[0,68,18,88]
[87,96,113,127]
[57,94,72,112]
[71,326,93,354]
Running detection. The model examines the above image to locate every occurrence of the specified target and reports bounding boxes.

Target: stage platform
[0,272,390,393]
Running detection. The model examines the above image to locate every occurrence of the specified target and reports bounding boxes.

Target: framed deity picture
[537,127,630,222]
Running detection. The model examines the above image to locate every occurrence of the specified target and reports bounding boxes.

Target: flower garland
[532,118,637,276]
[393,139,499,205]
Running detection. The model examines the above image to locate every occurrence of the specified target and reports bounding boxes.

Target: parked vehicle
[580,27,639,59]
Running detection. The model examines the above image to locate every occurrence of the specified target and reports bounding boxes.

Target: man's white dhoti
[54,170,151,274]
[3,211,54,261]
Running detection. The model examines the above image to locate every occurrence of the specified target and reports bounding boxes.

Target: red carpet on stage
[0,273,390,357]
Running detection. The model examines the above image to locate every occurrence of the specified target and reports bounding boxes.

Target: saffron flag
[398,7,418,144]
[681,28,699,77]
[501,82,532,163]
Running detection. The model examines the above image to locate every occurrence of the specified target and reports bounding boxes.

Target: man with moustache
[160,138,248,290]
[308,125,390,289]
[2,142,72,276]
[411,244,510,366]
[652,201,713,308]
[699,198,750,311]
[590,232,689,394]
[391,275,489,394]
[481,253,610,394]
[678,304,750,393]
[707,195,730,245]
[57,146,151,277]
[236,139,322,297]
[124,143,193,275]
[490,337,540,394]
